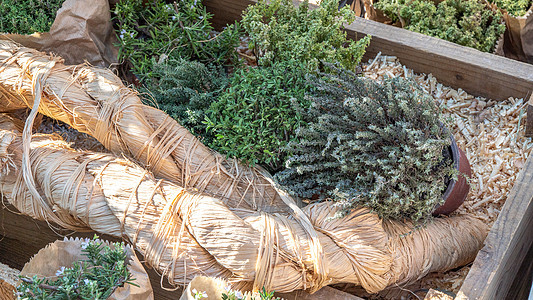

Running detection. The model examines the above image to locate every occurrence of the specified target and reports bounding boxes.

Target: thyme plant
[17,237,137,299]
[140,58,229,140]
[375,0,505,52]
[276,66,456,222]
[241,0,370,72]
[490,0,532,17]
[206,60,310,173]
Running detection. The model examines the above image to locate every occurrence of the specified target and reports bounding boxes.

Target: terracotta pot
[433,135,472,216]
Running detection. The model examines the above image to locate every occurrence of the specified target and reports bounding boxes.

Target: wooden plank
[0,207,180,300]
[277,286,364,300]
[456,155,533,300]
[205,0,533,101]
[526,94,533,137]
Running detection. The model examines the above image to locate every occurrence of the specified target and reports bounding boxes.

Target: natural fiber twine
[0,40,488,294]
[0,39,290,215]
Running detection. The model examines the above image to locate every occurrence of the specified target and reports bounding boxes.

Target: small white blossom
[172,15,177,20]
[224,285,231,292]
[234,290,243,299]
[55,266,66,276]
[119,29,127,39]
[198,15,203,19]
[81,241,89,249]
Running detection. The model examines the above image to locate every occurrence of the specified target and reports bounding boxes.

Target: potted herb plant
[275,66,472,223]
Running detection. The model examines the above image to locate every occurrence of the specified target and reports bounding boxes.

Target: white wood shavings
[362,55,533,297]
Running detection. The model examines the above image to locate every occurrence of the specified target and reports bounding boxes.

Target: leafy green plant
[241,0,370,72]
[276,66,456,222]
[221,286,281,300]
[490,0,532,17]
[140,58,229,140]
[0,0,64,34]
[206,61,310,173]
[375,0,505,52]
[114,0,242,78]
[17,236,137,299]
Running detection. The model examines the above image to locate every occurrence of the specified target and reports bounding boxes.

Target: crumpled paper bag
[19,237,153,300]
[0,0,118,67]
[496,7,533,64]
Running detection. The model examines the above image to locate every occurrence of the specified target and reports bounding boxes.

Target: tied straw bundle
[0,40,487,294]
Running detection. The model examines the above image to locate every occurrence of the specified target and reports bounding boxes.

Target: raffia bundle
[0,40,488,294]
[0,114,486,294]
[0,39,289,214]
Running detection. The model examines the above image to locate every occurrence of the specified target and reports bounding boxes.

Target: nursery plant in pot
[275,66,472,222]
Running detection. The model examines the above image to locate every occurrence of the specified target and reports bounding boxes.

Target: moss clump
[276,66,455,222]
[375,0,505,52]
[0,0,64,34]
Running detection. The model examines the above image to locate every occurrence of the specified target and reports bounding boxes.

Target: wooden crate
[204,1,533,299]
[1,1,533,300]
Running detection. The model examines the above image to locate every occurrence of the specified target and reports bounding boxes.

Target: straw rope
[0,115,487,294]
[0,39,290,215]
[0,40,488,294]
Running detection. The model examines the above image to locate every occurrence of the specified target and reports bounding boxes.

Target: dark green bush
[276,66,455,222]
[140,58,229,141]
[375,0,505,52]
[114,0,242,78]
[206,61,310,173]
[241,0,370,72]
[0,0,64,34]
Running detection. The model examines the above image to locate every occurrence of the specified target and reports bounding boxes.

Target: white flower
[119,29,127,39]
[198,15,203,19]
[192,288,198,294]
[234,290,243,299]
[55,266,66,276]
[81,241,89,249]
[201,292,208,298]
[224,285,231,292]
[172,15,177,20]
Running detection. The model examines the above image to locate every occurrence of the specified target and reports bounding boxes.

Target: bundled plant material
[0,115,486,294]
[0,39,289,214]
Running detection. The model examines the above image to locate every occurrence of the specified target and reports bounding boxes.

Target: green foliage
[114,0,242,78]
[206,61,310,173]
[140,58,229,140]
[241,0,370,72]
[276,66,455,222]
[490,0,532,17]
[17,236,136,299]
[375,0,505,52]
[221,286,281,300]
[0,0,64,34]
[258,287,281,300]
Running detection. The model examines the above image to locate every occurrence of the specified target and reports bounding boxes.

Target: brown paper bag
[0,0,118,67]
[497,8,533,63]
[19,237,153,300]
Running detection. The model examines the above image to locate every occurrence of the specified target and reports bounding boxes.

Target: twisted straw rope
[0,40,488,294]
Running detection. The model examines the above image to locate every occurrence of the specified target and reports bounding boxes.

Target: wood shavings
[362,54,533,297]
